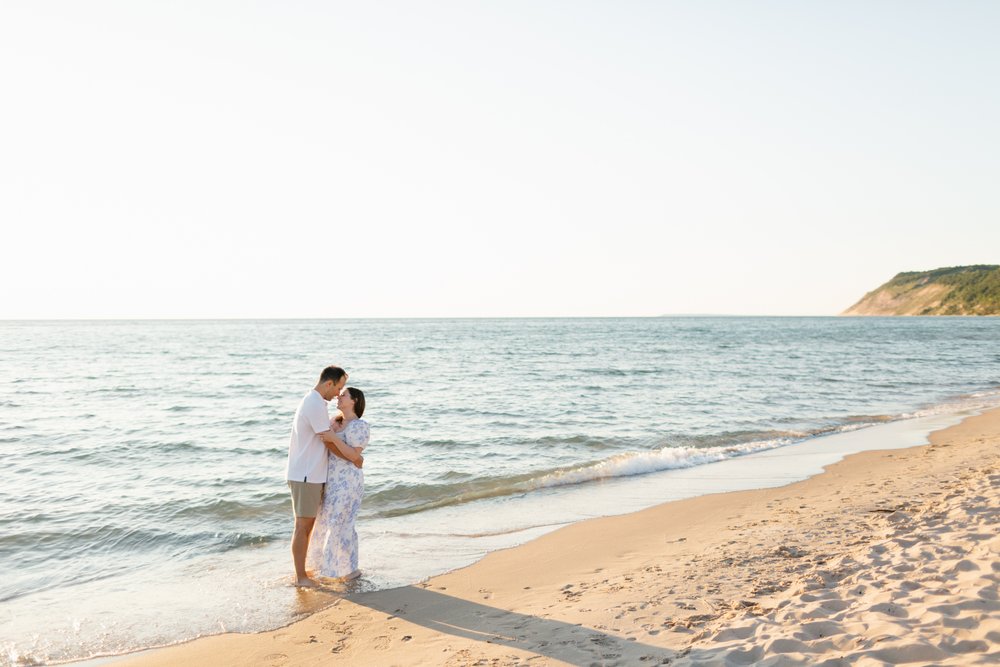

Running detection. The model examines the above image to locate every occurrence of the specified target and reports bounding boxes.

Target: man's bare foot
[295,576,320,588]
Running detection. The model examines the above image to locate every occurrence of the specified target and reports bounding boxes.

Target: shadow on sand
[353,585,674,666]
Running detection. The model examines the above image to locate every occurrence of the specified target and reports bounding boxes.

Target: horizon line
[2,313,861,321]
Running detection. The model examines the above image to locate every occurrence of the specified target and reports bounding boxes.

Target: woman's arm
[320,430,363,468]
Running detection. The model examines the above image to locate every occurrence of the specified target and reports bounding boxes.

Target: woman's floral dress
[307,418,370,578]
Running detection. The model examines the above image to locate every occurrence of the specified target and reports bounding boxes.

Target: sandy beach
[110,408,1000,666]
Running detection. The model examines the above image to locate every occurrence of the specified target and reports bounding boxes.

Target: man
[285,365,363,587]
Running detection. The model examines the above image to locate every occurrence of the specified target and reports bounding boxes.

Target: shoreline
[98,406,1000,666]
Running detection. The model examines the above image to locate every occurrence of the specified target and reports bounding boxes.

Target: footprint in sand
[330,641,346,654]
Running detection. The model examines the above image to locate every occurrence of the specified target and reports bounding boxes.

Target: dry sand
[113,408,1000,666]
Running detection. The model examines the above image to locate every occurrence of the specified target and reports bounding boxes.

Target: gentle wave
[530,439,790,489]
[2,523,278,580]
[164,495,288,520]
[369,435,798,518]
[381,521,572,539]
[900,388,1000,418]
[842,414,894,423]
[534,434,617,449]
[1,565,125,604]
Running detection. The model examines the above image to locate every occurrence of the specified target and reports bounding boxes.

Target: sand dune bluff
[843,265,1000,315]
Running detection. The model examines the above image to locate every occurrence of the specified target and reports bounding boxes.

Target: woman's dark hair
[347,387,365,418]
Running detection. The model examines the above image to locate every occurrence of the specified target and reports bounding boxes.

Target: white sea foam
[900,388,1000,419]
[531,438,792,490]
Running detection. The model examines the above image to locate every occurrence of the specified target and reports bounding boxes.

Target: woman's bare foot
[295,576,320,588]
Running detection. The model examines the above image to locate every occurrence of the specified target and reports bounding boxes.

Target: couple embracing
[285,365,370,588]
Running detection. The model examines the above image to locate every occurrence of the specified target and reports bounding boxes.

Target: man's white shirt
[285,389,331,483]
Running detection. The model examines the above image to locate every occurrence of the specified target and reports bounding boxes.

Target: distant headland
[843,265,1000,316]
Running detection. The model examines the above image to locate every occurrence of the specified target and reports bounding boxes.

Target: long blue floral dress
[307,418,370,578]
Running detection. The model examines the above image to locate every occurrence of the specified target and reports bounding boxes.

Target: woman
[307,387,370,581]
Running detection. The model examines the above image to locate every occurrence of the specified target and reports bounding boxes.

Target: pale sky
[2,1,997,318]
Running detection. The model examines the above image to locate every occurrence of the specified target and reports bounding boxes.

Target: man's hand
[354,455,364,469]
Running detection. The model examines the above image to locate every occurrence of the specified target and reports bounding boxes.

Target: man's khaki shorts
[288,480,324,518]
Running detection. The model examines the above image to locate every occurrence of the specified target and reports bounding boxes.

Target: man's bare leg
[292,516,318,587]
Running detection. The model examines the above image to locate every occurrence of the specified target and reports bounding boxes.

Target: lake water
[1,317,998,665]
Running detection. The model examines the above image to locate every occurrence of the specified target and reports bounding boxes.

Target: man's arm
[320,430,363,468]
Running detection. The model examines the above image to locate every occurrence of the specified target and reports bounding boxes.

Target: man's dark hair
[319,365,347,384]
